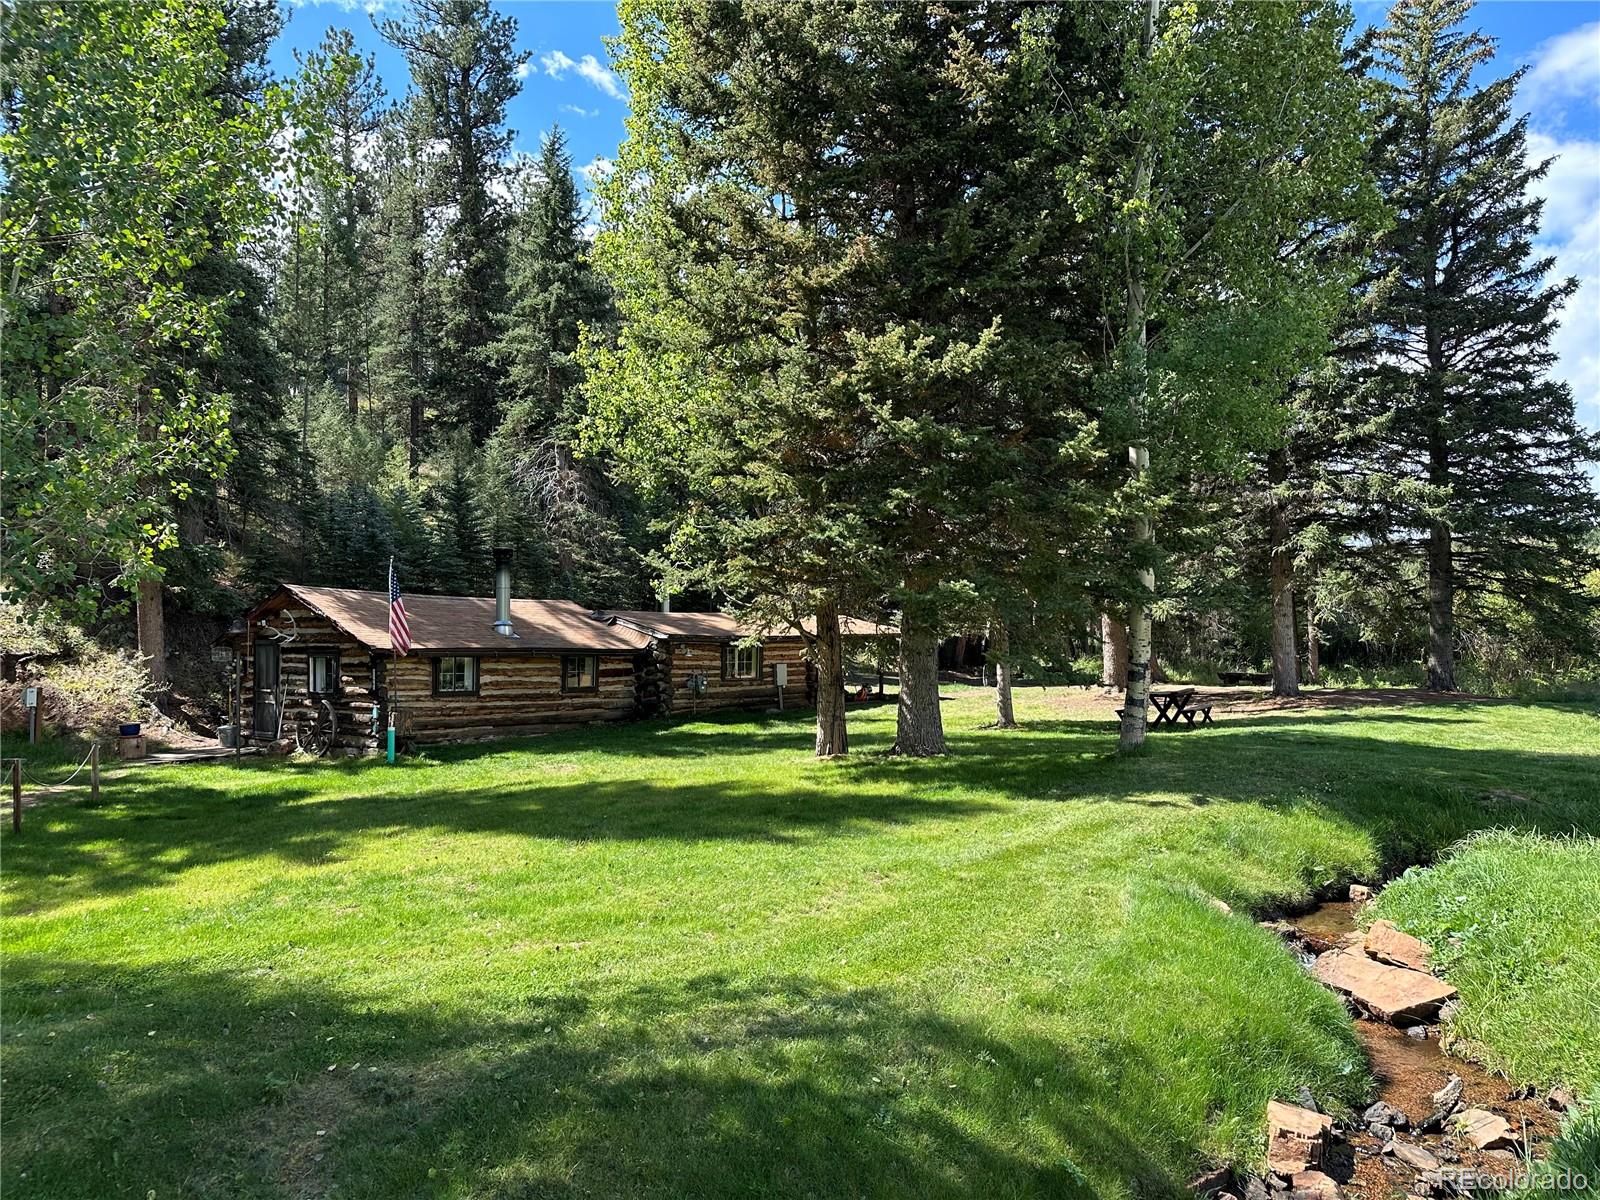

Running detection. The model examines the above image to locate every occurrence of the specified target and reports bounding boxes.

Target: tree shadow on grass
[420,709,829,764]
[836,712,1599,866]
[1,761,1007,914]
[7,704,1595,913]
[4,956,1185,1200]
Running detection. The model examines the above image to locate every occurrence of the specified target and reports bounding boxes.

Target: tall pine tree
[591,2,1101,756]
[381,0,526,445]
[486,128,639,605]
[1355,0,1599,691]
[370,97,440,476]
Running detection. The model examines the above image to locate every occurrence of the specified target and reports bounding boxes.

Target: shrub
[0,602,152,737]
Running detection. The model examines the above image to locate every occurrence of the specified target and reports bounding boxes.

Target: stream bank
[1240,894,1572,1200]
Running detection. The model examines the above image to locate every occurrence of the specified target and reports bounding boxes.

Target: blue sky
[271,0,1600,432]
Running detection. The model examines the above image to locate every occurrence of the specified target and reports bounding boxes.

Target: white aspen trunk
[1117,0,1161,752]
[813,598,848,758]
[136,576,167,689]
[1120,460,1155,749]
[991,619,1016,729]
[893,602,945,756]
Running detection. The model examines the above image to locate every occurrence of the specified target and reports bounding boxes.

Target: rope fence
[4,743,103,834]
[16,741,100,789]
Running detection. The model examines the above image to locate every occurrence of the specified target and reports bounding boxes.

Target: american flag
[388,558,412,657]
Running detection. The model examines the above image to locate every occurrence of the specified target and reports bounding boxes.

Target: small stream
[1277,901,1560,1199]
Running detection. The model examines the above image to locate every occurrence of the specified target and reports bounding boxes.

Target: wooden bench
[1217,670,1271,686]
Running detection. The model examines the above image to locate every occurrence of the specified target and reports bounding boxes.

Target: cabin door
[253,643,280,736]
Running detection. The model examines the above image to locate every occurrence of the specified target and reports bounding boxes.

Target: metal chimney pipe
[492,547,515,636]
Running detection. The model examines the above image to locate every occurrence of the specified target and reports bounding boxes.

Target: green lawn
[3,689,1596,1199]
[1372,829,1600,1095]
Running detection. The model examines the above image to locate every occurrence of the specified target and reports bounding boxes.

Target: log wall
[239,609,382,755]
[236,604,822,750]
[386,652,639,743]
[667,639,811,714]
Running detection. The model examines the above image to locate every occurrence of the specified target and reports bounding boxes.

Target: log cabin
[225,553,891,754]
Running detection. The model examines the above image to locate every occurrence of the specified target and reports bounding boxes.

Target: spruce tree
[591,2,1101,757]
[486,128,638,604]
[382,0,526,446]
[371,99,439,476]
[294,28,384,416]
[498,128,612,433]
[1355,0,1599,691]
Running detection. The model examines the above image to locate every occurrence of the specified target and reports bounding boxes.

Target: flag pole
[387,557,398,764]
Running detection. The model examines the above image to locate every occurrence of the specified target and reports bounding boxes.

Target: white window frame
[307,651,339,695]
[434,655,478,696]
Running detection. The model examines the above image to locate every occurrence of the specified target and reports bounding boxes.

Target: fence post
[91,742,101,803]
[10,758,20,834]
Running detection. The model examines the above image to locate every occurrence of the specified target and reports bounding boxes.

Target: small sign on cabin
[211,646,235,664]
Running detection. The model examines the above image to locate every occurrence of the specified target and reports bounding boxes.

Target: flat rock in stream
[1365,920,1433,971]
[1384,1141,1441,1172]
[1456,1108,1517,1150]
[1288,1171,1341,1200]
[1312,948,1457,1024]
[1267,1101,1334,1174]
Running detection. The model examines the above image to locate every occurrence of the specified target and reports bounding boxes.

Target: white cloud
[1520,22,1600,120]
[561,104,599,119]
[1528,132,1600,260]
[541,50,578,78]
[1524,50,1600,436]
[287,0,389,11]
[515,62,532,81]
[541,49,625,101]
[574,54,625,100]
[577,156,614,186]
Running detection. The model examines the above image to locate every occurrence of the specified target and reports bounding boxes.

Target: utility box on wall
[773,663,788,688]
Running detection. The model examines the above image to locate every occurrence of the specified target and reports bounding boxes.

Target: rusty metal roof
[259,586,655,655]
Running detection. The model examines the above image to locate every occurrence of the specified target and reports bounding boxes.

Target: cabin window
[432,655,479,696]
[307,651,340,695]
[722,643,762,680]
[562,654,598,693]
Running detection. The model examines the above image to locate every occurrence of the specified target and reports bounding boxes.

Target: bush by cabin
[224,555,890,755]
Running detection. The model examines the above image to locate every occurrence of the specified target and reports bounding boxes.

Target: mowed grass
[3,689,1596,1200]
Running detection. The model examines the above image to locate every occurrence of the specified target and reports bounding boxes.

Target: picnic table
[1116,688,1216,729]
[1151,688,1216,728]
[1150,688,1195,726]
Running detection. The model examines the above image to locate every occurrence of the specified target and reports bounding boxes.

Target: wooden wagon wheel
[295,699,338,758]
